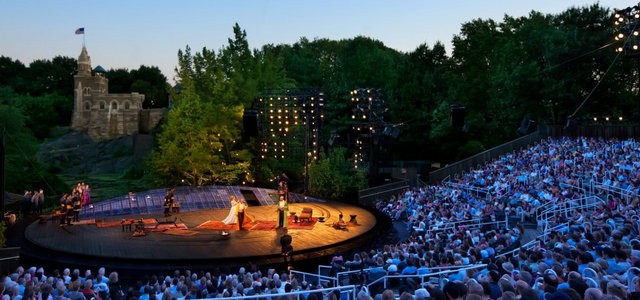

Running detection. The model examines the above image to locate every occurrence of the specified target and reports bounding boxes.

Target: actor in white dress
[222,195,239,224]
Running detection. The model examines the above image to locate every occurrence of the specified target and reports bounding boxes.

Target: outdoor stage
[22,186,378,272]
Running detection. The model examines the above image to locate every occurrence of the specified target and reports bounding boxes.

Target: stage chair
[299,207,313,223]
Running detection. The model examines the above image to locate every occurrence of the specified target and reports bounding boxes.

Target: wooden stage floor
[23,200,377,270]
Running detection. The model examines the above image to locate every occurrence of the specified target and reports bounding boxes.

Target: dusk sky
[0,0,632,83]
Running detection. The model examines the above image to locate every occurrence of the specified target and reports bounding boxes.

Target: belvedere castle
[71,46,165,140]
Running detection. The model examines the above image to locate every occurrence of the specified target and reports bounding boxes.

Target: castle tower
[71,47,91,130]
[77,46,91,76]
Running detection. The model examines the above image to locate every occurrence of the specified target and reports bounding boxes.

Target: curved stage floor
[23,186,377,272]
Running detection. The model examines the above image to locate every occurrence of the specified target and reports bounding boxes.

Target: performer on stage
[237,199,247,230]
[277,196,288,228]
[163,189,173,217]
[222,195,239,225]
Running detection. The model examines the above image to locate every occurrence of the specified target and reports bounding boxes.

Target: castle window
[99,101,106,110]
[124,102,130,110]
[111,102,118,110]
[84,102,91,111]
[83,87,91,96]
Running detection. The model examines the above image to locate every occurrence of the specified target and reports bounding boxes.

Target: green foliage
[149,38,250,186]
[457,140,486,161]
[3,91,72,139]
[106,66,169,108]
[0,103,69,195]
[149,24,299,187]
[307,147,367,200]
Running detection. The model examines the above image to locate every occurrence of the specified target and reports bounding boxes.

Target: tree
[0,56,27,93]
[26,56,76,97]
[0,101,67,195]
[107,66,169,108]
[388,42,453,160]
[105,68,133,93]
[307,147,367,200]
[9,93,72,139]
[130,65,170,108]
[148,24,264,186]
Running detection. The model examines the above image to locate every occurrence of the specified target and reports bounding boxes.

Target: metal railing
[202,284,358,300]
[358,180,410,206]
[535,196,605,232]
[363,264,488,291]
[442,181,491,203]
[290,268,337,288]
[429,131,544,184]
[424,217,509,238]
[593,183,639,206]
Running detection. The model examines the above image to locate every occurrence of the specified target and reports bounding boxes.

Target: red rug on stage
[196,220,235,230]
[96,221,121,228]
[196,216,254,230]
[287,217,317,230]
[149,223,188,232]
[97,218,158,228]
[249,220,276,231]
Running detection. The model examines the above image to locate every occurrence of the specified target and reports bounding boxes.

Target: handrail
[442,181,490,202]
[593,183,639,206]
[496,239,540,259]
[429,131,543,184]
[535,196,605,228]
[364,264,488,290]
[203,284,358,300]
[290,268,336,287]
[539,222,571,243]
[424,218,509,237]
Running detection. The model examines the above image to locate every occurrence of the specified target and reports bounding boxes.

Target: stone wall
[139,108,166,134]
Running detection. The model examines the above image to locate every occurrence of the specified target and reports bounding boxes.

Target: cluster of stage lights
[257,94,324,160]
[614,5,640,53]
[349,88,383,170]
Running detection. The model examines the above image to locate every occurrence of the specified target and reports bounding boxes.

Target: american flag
[75,27,85,35]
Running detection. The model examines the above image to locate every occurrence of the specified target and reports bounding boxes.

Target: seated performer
[333,213,347,230]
